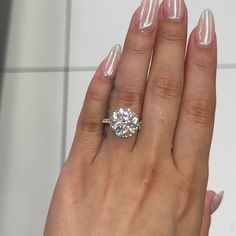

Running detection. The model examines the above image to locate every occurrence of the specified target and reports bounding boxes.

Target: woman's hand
[44,0,221,235]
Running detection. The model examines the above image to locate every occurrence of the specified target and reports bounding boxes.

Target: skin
[44,3,217,236]
[201,191,216,236]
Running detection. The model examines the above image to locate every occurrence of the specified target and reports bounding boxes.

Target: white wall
[0,76,63,235]
[0,0,235,235]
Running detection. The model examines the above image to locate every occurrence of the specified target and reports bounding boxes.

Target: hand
[44,0,219,235]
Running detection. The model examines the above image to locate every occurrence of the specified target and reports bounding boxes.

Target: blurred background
[0,0,235,235]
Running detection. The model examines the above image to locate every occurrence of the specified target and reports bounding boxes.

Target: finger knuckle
[191,54,215,73]
[149,72,182,100]
[113,84,143,107]
[161,26,186,42]
[184,98,215,125]
[87,83,107,103]
[125,35,152,56]
[78,115,102,134]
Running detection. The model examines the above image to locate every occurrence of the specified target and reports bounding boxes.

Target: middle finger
[136,0,187,154]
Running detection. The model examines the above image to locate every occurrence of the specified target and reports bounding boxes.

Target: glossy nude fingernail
[102,44,122,79]
[163,0,185,21]
[211,191,224,214]
[136,0,159,31]
[196,9,215,48]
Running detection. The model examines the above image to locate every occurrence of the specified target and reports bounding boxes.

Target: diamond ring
[102,108,141,138]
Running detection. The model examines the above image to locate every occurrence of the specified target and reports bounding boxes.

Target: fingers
[200,191,224,236]
[136,0,187,153]
[173,9,217,175]
[103,0,159,150]
[68,45,121,165]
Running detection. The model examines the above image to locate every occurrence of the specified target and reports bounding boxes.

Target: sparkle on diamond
[110,108,140,138]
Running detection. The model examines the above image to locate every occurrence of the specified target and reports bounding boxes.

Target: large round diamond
[110,108,140,138]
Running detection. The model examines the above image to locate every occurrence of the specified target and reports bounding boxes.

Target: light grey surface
[0,75,63,235]
[4,0,67,68]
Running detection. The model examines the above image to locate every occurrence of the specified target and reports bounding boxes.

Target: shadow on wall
[0,0,13,112]
[0,1,13,230]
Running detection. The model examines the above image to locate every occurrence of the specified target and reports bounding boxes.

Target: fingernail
[136,0,159,31]
[163,0,185,21]
[102,44,122,79]
[196,9,215,48]
[211,191,224,214]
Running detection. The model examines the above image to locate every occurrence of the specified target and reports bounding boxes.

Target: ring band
[102,108,141,138]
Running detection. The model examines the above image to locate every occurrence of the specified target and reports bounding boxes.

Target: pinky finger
[200,191,224,236]
[68,44,122,165]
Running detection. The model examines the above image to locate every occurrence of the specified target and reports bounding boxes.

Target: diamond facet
[109,108,141,138]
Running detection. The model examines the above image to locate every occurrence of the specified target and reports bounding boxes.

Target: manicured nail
[211,191,224,214]
[163,0,185,21]
[136,0,159,31]
[102,44,122,78]
[196,9,215,48]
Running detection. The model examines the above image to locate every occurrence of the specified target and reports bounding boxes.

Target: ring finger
[102,0,159,151]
